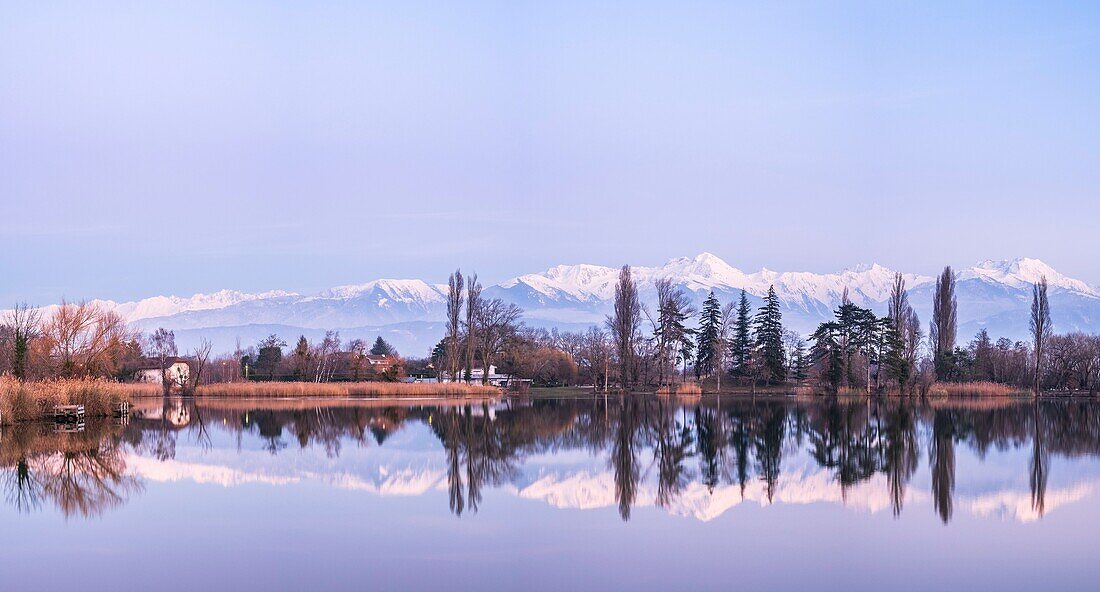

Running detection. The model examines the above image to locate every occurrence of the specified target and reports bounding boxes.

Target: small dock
[53,421,86,433]
[52,404,86,422]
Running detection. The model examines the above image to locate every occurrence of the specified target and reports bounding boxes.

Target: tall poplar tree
[1030,276,1052,396]
[607,265,641,390]
[931,266,958,381]
[446,269,464,382]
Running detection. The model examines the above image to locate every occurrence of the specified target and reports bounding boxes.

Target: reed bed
[675,383,702,396]
[0,377,153,424]
[926,381,1021,397]
[194,381,501,398]
[655,383,703,396]
[187,398,495,413]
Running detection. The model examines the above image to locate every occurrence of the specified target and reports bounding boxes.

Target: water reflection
[1,421,141,518]
[3,395,1099,523]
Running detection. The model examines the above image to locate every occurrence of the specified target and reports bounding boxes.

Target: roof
[131,357,190,371]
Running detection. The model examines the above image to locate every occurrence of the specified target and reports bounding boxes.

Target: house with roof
[440,365,531,389]
[131,357,191,386]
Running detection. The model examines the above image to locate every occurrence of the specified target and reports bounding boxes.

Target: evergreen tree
[881,320,911,389]
[789,338,809,381]
[293,335,311,379]
[970,329,995,381]
[730,290,752,377]
[371,336,396,356]
[809,320,844,393]
[832,299,878,388]
[255,334,286,380]
[810,300,884,392]
[694,292,722,378]
[753,286,786,384]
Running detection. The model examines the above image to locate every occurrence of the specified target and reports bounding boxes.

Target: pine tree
[789,338,808,381]
[730,290,752,377]
[694,292,722,378]
[753,286,786,384]
[293,335,311,379]
[371,336,396,356]
[809,320,843,393]
[881,320,911,389]
[832,299,878,388]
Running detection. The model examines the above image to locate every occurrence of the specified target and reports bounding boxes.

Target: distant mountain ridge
[19,254,1100,355]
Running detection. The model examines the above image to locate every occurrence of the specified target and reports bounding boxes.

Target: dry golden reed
[655,383,702,396]
[0,377,154,424]
[195,381,500,398]
[927,381,1020,397]
[674,383,702,395]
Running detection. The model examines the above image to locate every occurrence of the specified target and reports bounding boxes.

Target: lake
[2,395,1099,591]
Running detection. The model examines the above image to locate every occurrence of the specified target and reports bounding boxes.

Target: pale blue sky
[2,1,1099,304]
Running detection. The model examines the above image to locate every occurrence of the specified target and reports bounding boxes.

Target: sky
[2,0,1099,304]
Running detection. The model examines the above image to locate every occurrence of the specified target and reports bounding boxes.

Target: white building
[133,358,191,386]
[441,365,529,388]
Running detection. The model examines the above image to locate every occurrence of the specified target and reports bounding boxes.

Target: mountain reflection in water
[3,395,1099,523]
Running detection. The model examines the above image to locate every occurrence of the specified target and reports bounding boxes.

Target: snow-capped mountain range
[21,254,1100,355]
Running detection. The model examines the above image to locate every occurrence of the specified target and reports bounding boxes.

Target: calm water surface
[2,395,1099,591]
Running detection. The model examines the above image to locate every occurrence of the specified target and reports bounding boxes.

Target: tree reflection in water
[432,403,521,516]
[930,410,956,523]
[3,396,1098,522]
[1,422,141,518]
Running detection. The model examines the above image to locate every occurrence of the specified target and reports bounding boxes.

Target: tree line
[593,264,1098,395]
[3,265,1098,394]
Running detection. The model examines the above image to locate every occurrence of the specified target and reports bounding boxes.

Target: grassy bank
[0,377,155,425]
[194,381,500,398]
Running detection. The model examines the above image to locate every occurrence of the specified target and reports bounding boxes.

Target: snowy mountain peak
[110,289,297,322]
[543,263,618,283]
[846,263,886,274]
[964,258,1096,296]
[659,252,746,283]
[501,263,621,302]
[496,254,935,309]
[321,279,447,302]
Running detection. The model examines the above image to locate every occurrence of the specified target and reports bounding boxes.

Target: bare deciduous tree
[182,338,213,395]
[40,301,135,378]
[475,298,521,385]
[715,301,736,393]
[580,326,612,392]
[465,274,481,384]
[1030,276,1052,396]
[3,302,40,380]
[888,272,922,392]
[446,270,464,382]
[313,331,341,383]
[607,265,641,391]
[930,266,957,381]
[147,328,177,395]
